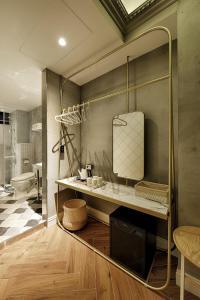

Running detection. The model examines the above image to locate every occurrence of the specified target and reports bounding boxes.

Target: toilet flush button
[23,159,30,165]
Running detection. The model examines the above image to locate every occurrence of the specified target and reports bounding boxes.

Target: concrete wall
[177,0,200,279]
[0,124,12,184]
[11,110,31,173]
[81,43,178,223]
[0,107,42,184]
[29,106,42,164]
[41,0,200,286]
[15,110,30,143]
[42,69,80,219]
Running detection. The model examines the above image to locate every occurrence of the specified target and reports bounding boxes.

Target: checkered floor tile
[0,189,42,243]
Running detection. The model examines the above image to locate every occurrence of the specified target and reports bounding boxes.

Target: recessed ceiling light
[58,37,66,47]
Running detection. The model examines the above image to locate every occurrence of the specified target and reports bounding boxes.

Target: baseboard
[87,206,109,225]
[176,268,200,298]
[156,236,168,250]
[52,208,178,258]
[156,236,178,256]
[47,215,57,227]
[47,207,108,228]
[0,221,46,250]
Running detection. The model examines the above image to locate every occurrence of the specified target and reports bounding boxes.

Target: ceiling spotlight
[58,37,66,47]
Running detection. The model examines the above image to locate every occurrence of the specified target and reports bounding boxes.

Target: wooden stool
[173,226,200,300]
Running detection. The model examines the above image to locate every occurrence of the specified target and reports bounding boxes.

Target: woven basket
[63,199,87,231]
[135,181,169,205]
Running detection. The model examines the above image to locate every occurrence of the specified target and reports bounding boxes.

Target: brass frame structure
[56,26,174,291]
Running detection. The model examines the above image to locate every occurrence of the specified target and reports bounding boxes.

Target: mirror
[113,111,144,180]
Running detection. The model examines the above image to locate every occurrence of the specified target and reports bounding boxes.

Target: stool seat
[173,226,200,268]
[173,226,200,300]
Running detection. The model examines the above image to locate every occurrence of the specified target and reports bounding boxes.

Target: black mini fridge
[110,206,156,279]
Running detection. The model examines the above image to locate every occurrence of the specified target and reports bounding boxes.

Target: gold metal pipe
[82,74,169,106]
[61,74,169,111]
[126,56,130,113]
[55,26,174,292]
[64,26,171,82]
[126,55,129,189]
[165,25,173,289]
[55,183,171,291]
[56,211,152,289]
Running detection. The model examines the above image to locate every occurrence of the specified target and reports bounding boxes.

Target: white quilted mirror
[113,112,144,180]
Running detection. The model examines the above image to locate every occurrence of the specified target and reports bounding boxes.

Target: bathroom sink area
[32,162,42,177]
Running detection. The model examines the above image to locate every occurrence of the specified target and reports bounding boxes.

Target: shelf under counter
[56,177,169,220]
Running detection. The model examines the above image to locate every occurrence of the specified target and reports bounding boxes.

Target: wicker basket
[63,199,87,231]
[135,181,169,205]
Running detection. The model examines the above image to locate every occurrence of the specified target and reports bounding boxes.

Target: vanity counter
[56,177,169,220]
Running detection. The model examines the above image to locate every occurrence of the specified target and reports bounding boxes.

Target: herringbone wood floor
[0,224,167,300]
[75,218,199,300]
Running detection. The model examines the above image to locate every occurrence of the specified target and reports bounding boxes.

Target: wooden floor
[0,224,167,300]
[0,223,198,300]
[75,218,199,300]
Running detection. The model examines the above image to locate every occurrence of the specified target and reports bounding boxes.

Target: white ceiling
[0,0,176,112]
[121,0,147,14]
[0,0,121,111]
[70,15,177,85]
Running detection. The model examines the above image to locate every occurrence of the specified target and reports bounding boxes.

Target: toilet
[10,172,36,194]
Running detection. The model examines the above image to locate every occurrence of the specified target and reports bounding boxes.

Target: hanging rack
[55,102,89,126]
[55,26,174,292]
[55,75,168,125]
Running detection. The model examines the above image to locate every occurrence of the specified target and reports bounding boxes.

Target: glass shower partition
[0,111,15,187]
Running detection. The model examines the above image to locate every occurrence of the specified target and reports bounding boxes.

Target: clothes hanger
[52,132,75,153]
[113,115,127,127]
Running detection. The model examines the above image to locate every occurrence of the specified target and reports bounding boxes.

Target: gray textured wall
[177,0,200,279]
[0,124,12,184]
[29,106,42,164]
[15,110,30,143]
[81,43,178,220]
[3,110,31,181]
[41,0,200,284]
[43,70,80,218]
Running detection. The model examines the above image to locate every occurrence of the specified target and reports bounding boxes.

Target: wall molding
[47,215,57,227]
[99,0,177,37]
[47,206,109,228]
[87,206,109,225]
[176,268,200,298]
[156,236,177,254]
[49,208,178,257]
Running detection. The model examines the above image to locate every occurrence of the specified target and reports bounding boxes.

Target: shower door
[0,112,15,186]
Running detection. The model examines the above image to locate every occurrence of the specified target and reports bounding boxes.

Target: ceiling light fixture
[58,37,67,47]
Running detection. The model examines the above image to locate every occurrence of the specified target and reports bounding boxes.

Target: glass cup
[92,178,98,188]
[97,177,103,187]
[86,177,92,187]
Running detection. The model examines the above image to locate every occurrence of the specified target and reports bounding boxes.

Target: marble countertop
[56,177,169,220]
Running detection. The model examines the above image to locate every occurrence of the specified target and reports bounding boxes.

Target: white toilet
[10,172,36,194]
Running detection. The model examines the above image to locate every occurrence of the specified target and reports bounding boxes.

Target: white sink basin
[32,162,42,177]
